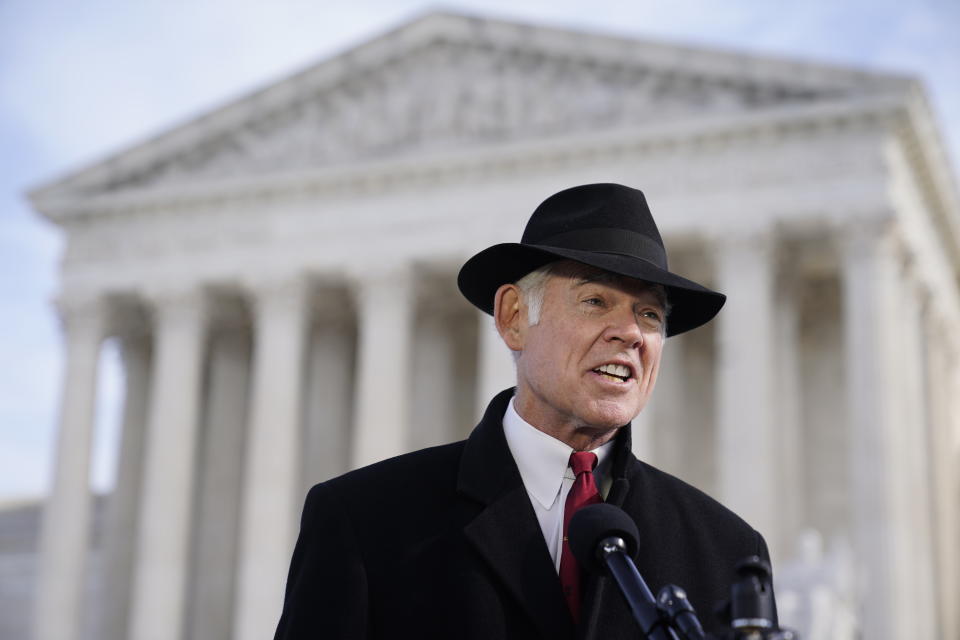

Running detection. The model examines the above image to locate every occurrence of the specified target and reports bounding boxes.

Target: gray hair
[514,263,559,326]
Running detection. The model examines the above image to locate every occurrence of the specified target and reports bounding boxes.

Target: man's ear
[493,284,525,352]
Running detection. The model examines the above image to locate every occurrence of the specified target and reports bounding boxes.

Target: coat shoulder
[304,440,468,524]
[332,439,465,484]
[627,458,759,537]
[618,459,774,633]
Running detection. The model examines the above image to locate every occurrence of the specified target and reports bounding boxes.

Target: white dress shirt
[502,397,615,572]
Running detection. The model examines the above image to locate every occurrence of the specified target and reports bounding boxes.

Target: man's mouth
[592,363,633,382]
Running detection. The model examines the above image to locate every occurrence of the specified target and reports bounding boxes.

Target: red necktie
[559,451,602,624]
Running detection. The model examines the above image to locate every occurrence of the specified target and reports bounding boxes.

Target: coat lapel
[458,390,574,640]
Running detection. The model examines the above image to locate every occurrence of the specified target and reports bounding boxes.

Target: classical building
[27,11,960,640]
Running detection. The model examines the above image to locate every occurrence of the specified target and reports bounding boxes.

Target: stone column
[234,278,310,640]
[350,267,414,468]
[630,401,653,464]
[98,335,152,640]
[33,295,107,640]
[301,312,355,494]
[896,276,937,640]
[713,229,778,550]
[644,335,685,471]
[186,324,251,640]
[128,289,209,640]
[411,310,458,450]
[475,311,515,416]
[926,313,960,640]
[945,333,960,640]
[840,220,911,640]
[773,266,803,557]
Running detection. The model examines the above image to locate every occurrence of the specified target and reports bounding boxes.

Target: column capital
[243,273,313,317]
[141,282,206,305]
[141,285,211,328]
[243,271,311,296]
[345,260,412,284]
[710,224,776,246]
[834,216,903,260]
[54,291,110,339]
[346,263,414,309]
[709,223,776,252]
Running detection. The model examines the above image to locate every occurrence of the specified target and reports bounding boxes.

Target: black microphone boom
[658,584,706,640]
[569,504,682,640]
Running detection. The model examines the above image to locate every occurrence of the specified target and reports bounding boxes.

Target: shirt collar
[503,396,615,509]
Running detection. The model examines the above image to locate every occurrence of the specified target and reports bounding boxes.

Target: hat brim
[457,243,725,337]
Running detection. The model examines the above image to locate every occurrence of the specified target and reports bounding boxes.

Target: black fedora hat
[457,183,725,337]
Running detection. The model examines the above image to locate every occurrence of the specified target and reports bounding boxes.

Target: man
[274,183,774,639]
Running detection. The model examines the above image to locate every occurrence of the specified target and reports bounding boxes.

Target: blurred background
[2,1,958,639]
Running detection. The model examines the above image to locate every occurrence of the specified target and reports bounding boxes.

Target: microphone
[568,502,639,573]
[569,504,681,640]
[729,557,777,632]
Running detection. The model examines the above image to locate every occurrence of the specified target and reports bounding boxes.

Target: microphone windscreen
[568,503,640,574]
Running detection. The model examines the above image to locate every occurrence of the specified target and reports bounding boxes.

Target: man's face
[501,263,666,449]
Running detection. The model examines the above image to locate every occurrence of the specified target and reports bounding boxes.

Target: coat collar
[457,389,639,640]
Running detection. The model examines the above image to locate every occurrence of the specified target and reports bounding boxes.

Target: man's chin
[580,398,644,428]
[567,419,626,451]
[575,412,637,433]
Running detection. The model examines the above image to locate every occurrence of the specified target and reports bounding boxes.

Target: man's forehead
[551,261,663,295]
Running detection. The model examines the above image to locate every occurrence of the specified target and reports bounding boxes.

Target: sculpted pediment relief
[42,13,908,199]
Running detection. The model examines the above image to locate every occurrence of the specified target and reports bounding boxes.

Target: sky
[1,0,958,502]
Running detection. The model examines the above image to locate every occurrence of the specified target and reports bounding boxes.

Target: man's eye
[639,310,663,326]
[583,297,604,306]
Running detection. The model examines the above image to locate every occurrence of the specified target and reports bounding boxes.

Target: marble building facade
[26,12,960,640]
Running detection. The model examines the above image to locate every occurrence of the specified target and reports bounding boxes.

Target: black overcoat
[274,389,773,640]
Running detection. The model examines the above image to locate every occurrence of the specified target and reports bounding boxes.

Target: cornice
[32,94,907,224]
[892,89,960,273]
[28,11,913,206]
[424,12,912,90]
[883,92,960,329]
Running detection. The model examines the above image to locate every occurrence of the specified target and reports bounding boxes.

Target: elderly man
[274,183,774,640]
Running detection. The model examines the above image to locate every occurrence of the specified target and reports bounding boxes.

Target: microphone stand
[596,535,682,640]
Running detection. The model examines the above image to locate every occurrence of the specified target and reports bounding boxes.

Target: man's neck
[511,393,621,451]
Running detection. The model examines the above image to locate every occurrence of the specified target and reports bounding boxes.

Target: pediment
[33,12,913,202]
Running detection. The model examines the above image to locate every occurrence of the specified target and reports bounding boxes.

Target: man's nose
[603,308,644,349]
